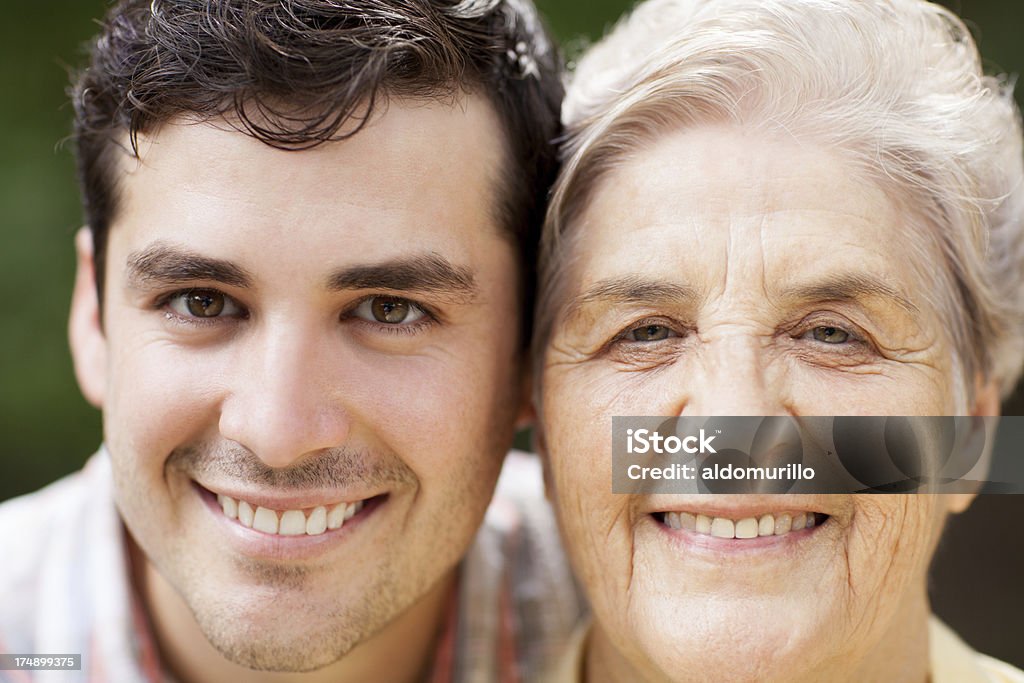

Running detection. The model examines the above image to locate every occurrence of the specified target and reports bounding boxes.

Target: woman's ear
[945,373,1002,515]
[970,374,1001,418]
[68,227,107,408]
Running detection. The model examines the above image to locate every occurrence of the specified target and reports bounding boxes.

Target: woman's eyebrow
[572,275,700,309]
[776,273,921,318]
[563,272,921,324]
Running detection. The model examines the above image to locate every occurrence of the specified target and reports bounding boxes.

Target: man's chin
[173,569,395,673]
[191,601,365,672]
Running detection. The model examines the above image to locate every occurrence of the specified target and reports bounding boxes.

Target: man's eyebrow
[326,254,476,298]
[126,244,253,288]
[571,275,700,310]
[778,273,920,316]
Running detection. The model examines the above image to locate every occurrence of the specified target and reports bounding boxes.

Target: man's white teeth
[307,506,328,535]
[663,510,819,539]
[327,502,346,530]
[279,510,305,536]
[220,495,238,519]
[238,500,254,527]
[253,506,278,534]
[216,494,365,536]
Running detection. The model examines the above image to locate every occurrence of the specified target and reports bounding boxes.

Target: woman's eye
[625,324,677,342]
[167,290,242,318]
[353,296,427,325]
[807,325,851,344]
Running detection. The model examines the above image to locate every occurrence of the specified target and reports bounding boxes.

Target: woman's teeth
[217,494,364,536]
[662,511,821,539]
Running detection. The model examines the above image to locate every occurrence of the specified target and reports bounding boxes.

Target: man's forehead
[121,94,507,178]
[107,95,512,275]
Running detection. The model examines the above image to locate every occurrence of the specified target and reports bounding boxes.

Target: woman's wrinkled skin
[538,125,999,683]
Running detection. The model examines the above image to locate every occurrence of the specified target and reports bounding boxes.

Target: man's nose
[218,324,351,468]
[679,333,788,416]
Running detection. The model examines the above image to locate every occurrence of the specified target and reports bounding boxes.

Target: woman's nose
[678,333,787,416]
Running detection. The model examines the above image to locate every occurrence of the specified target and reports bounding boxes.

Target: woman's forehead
[566,126,938,314]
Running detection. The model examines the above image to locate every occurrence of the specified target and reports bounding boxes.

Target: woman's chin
[606,601,835,683]
[601,521,849,683]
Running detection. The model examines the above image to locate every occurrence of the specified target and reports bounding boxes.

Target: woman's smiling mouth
[655,510,830,539]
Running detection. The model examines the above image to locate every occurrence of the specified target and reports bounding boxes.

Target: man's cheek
[110,343,225,437]
[370,355,491,431]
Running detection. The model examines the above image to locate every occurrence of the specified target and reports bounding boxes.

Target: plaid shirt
[0,449,582,683]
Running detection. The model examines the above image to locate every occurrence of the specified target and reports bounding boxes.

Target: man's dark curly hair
[71,0,563,343]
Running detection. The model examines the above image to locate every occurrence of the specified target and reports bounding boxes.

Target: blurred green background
[0,0,1022,668]
[0,1,1021,498]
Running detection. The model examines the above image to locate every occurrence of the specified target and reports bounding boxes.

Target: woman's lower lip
[194,482,385,561]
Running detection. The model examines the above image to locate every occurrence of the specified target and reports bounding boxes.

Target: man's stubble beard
[150,443,421,672]
[117,362,521,673]
[148,437,504,673]
[183,554,408,672]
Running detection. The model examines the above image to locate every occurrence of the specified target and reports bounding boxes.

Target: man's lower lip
[194,483,385,561]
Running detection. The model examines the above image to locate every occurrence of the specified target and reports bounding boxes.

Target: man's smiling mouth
[219,494,367,536]
[194,483,383,537]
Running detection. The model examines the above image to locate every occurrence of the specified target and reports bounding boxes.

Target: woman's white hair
[537,0,1024,400]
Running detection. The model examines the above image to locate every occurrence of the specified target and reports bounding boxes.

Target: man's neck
[127,537,456,683]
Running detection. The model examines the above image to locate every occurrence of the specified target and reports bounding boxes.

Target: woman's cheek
[846,496,943,596]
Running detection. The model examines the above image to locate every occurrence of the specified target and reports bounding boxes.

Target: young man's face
[70,97,523,670]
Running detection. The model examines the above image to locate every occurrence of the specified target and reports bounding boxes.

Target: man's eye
[352,296,427,325]
[624,323,678,342]
[806,325,851,344]
[167,289,242,318]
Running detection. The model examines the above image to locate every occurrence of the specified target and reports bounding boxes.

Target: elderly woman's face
[541,126,973,682]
